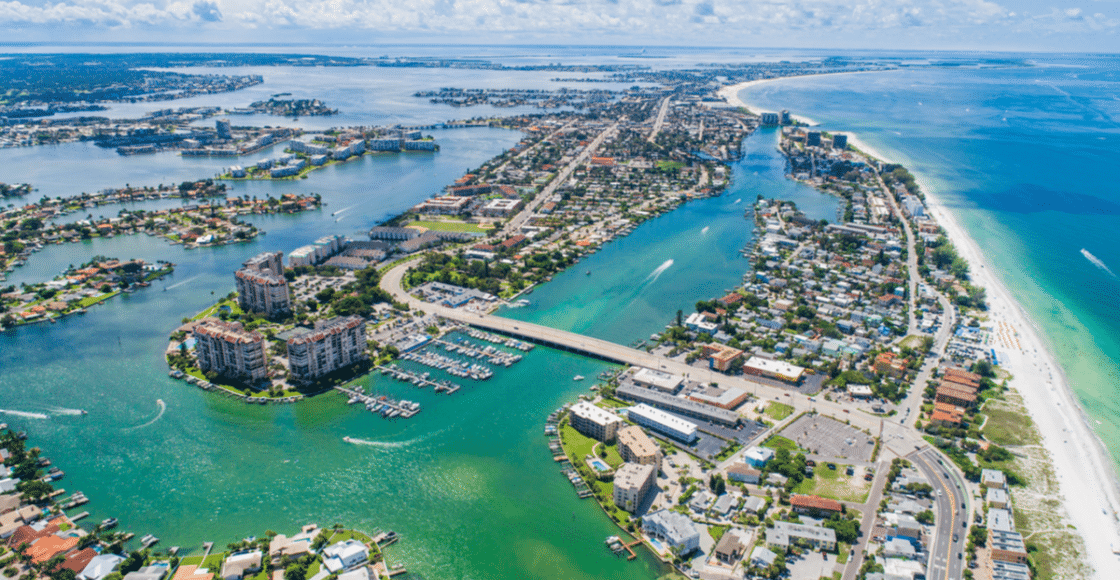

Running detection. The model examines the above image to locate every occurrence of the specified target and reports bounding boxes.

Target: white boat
[573,375,585,381]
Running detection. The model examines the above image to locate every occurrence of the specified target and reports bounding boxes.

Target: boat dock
[377,365,461,394]
[70,511,89,522]
[61,492,88,510]
[462,328,534,351]
[335,386,420,419]
[400,350,494,380]
[605,536,642,560]
[433,338,522,366]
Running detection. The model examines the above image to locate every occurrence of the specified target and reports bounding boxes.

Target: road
[501,122,618,236]
[910,447,968,580]
[648,96,671,142]
[875,172,921,336]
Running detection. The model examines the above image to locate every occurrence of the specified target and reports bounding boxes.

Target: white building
[626,404,698,443]
[632,367,684,393]
[642,509,700,554]
[321,540,369,573]
[79,555,124,580]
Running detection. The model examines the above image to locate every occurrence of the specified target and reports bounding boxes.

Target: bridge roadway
[383,258,969,579]
[383,258,930,452]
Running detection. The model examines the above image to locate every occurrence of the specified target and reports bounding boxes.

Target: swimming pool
[648,538,666,552]
[590,459,610,471]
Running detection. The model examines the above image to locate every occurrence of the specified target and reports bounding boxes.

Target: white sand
[920,175,1120,578]
[721,74,1120,577]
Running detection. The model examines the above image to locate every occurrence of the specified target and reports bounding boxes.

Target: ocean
[0,47,1116,580]
[736,55,1120,463]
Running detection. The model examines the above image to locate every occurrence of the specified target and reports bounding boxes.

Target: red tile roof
[791,494,843,513]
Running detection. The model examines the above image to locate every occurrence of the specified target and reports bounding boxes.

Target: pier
[400,350,494,380]
[335,385,420,419]
[432,338,523,366]
[377,365,461,393]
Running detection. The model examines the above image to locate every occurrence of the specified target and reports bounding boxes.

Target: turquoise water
[738,57,1120,463]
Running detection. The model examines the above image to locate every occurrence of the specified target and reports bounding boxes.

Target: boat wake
[0,409,49,420]
[332,204,358,217]
[165,276,200,291]
[1081,249,1116,278]
[47,407,86,416]
[344,435,425,449]
[733,198,741,204]
[124,399,166,431]
[643,259,674,284]
[701,226,710,235]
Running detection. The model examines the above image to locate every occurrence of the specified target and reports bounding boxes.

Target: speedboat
[101,518,118,529]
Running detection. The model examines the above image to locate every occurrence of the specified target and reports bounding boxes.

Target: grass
[597,397,629,409]
[792,465,870,503]
[763,435,801,453]
[409,219,486,233]
[765,402,794,421]
[837,543,850,564]
[560,423,598,460]
[707,524,729,543]
[179,556,203,567]
[602,444,625,469]
[656,160,685,170]
[983,403,1041,447]
[77,291,119,308]
[327,529,374,544]
[200,554,224,570]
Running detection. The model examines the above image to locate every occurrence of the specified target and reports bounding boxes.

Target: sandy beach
[723,75,1120,577]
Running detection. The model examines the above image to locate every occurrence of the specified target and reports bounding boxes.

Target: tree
[17,480,53,503]
[916,510,935,525]
[120,551,145,575]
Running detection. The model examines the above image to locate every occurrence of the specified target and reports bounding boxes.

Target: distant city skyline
[0,0,1116,52]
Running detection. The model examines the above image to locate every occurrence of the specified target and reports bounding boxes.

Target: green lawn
[200,554,224,570]
[656,160,685,170]
[597,397,629,409]
[765,402,794,421]
[409,219,486,233]
[792,466,870,503]
[602,443,625,468]
[560,422,598,460]
[77,291,119,308]
[327,529,374,544]
[179,556,203,567]
[983,406,1041,447]
[707,524,729,542]
[763,435,801,453]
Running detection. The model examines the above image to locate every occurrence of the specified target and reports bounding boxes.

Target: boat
[100,518,118,529]
[586,271,591,275]
[343,436,354,444]
[573,375,585,381]
[140,534,159,547]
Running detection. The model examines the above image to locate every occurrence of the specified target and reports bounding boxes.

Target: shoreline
[720,72,1120,577]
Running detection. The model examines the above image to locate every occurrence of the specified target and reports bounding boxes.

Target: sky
[0,0,1117,51]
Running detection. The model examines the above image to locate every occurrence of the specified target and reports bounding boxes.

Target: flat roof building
[626,403,698,444]
[194,318,268,383]
[642,509,700,554]
[766,521,836,552]
[613,463,656,513]
[287,316,367,383]
[631,367,684,393]
[569,401,623,443]
[744,356,805,383]
[617,425,661,468]
[616,384,740,427]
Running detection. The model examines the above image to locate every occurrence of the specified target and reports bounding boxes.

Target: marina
[377,364,462,394]
[335,385,421,419]
[432,338,523,366]
[462,328,534,351]
[399,349,495,380]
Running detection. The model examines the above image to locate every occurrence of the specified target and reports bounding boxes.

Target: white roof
[849,384,874,396]
[570,401,622,428]
[744,356,805,378]
[80,555,124,580]
[632,367,684,391]
[745,446,775,462]
[627,404,697,437]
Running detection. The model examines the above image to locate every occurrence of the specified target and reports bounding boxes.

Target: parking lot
[779,414,876,462]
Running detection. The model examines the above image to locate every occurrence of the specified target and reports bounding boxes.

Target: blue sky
[0,0,1116,51]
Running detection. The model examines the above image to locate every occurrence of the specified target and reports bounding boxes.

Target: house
[750,546,778,568]
[790,494,843,516]
[883,538,918,559]
[79,554,125,580]
[642,510,700,554]
[713,530,746,564]
[321,540,369,573]
[727,463,761,485]
[61,549,99,575]
[220,551,262,580]
[743,447,775,469]
[336,569,370,580]
[766,521,837,551]
[742,496,767,514]
[874,352,908,378]
[268,525,319,560]
[987,487,1009,509]
[29,535,79,565]
[711,494,737,517]
[123,566,169,580]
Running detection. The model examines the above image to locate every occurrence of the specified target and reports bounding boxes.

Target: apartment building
[287,316,367,383]
[194,318,268,383]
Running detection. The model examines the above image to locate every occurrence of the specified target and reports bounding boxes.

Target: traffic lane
[909,450,968,580]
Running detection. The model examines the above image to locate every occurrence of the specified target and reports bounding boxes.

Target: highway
[910,447,968,580]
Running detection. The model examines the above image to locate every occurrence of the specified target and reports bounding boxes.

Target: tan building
[702,343,744,372]
[235,268,291,317]
[569,401,623,443]
[194,318,268,382]
[617,425,661,468]
[612,463,656,513]
[287,316,367,383]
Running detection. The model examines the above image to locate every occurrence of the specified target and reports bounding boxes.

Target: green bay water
[738,58,1120,463]
[0,85,835,577]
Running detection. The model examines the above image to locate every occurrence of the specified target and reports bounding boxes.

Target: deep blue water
[738,56,1120,459]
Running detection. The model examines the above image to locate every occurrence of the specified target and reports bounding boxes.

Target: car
[827,463,837,470]
[962,521,967,528]
[938,490,943,496]
[953,534,959,542]
[958,553,963,560]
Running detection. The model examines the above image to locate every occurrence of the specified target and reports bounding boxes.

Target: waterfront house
[78,554,125,580]
[642,509,700,555]
[220,551,262,580]
[321,539,369,573]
